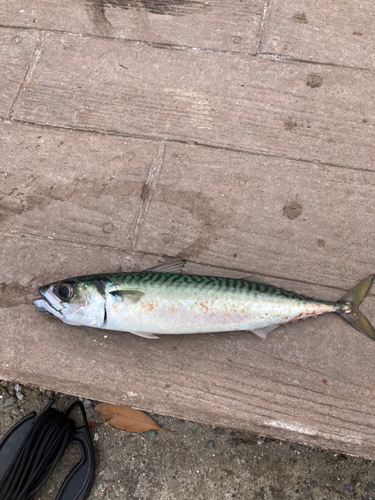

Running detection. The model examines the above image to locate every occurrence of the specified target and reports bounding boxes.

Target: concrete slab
[13,32,375,169]
[0,28,38,118]
[1,0,375,465]
[0,0,264,52]
[1,235,375,459]
[261,0,375,69]
[136,142,375,290]
[0,120,158,248]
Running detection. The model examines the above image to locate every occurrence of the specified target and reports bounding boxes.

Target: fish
[33,260,375,341]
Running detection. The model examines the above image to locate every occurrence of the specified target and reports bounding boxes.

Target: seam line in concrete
[0,24,257,56]
[132,141,166,250]
[0,24,372,72]
[256,0,271,54]
[17,233,128,252]
[8,118,375,175]
[5,233,369,295]
[9,32,46,120]
[258,53,371,72]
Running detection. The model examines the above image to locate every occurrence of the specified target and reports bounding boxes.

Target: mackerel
[34,260,375,341]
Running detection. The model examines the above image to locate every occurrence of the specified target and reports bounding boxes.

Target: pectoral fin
[109,290,144,303]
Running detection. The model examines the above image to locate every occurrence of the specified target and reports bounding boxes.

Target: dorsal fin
[242,274,270,285]
[144,260,186,274]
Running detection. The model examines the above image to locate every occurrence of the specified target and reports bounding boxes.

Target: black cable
[0,400,90,500]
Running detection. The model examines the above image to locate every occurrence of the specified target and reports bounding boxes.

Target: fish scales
[34,260,375,341]
[103,272,336,335]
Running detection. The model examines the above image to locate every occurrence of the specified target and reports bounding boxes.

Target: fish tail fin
[338,275,375,341]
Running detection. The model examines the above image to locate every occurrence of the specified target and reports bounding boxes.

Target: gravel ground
[1,380,374,500]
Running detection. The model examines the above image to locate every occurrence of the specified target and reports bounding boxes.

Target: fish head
[34,278,106,328]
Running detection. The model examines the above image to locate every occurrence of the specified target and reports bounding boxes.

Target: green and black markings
[75,272,326,304]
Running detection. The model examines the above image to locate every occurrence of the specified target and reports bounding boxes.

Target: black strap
[0,400,95,500]
[58,401,95,500]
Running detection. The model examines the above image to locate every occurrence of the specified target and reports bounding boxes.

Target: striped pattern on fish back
[98,272,332,305]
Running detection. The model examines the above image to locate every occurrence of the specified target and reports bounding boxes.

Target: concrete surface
[1,0,375,474]
[1,381,375,500]
[261,0,375,69]
[0,0,262,51]
[12,36,375,169]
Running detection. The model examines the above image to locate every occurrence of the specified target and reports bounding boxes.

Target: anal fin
[248,324,279,339]
[128,330,160,339]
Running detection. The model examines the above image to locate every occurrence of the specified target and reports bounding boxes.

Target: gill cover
[35,280,107,328]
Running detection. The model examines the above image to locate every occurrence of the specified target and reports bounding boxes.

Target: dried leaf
[88,422,103,430]
[94,403,166,432]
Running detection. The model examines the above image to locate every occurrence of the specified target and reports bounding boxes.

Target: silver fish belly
[104,282,337,338]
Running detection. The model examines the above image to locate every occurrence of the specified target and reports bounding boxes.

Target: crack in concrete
[258,52,371,72]
[9,31,46,120]
[256,0,271,54]
[132,142,166,250]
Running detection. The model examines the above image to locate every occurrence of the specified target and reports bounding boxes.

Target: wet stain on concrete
[102,222,115,233]
[283,200,303,220]
[283,117,297,131]
[153,187,226,258]
[162,233,173,244]
[0,281,36,308]
[231,36,242,45]
[317,239,325,248]
[85,0,113,34]
[270,486,286,500]
[306,74,323,89]
[292,12,308,24]
[0,201,24,222]
[0,175,143,230]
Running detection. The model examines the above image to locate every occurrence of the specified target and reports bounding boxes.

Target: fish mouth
[34,287,63,316]
[33,298,56,318]
[33,298,49,313]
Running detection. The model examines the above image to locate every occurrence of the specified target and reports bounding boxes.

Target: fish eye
[56,282,74,301]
